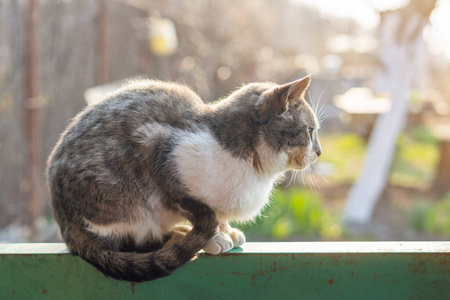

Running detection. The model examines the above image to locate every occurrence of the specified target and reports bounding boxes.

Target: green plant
[409,193,450,236]
[317,133,366,184]
[390,126,439,187]
[236,188,343,240]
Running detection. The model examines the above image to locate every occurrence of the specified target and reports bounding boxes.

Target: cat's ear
[256,75,311,124]
[280,75,311,104]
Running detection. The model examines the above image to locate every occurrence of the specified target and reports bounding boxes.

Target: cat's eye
[308,128,314,136]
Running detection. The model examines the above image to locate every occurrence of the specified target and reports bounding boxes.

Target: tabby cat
[46,75,321,282]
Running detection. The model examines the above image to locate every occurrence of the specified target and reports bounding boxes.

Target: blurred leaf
[391,126,439,187]
[272,218,292,239]
[409,193,450,237]
[237,188,343,240]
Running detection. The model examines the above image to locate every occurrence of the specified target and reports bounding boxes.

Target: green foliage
[318,133,366,184]
[237,188,343,240]
[391,126,439,187]
[409,194,450,236]
[315,127,438,187]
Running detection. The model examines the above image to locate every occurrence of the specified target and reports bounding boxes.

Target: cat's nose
[315,149,322,157]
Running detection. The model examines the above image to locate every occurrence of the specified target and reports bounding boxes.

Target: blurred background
[0,0,449,243]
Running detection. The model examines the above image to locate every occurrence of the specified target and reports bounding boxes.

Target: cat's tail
[77,226,217,282]
[77,224,216,282]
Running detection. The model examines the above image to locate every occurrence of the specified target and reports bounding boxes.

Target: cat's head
[254,76,321,171]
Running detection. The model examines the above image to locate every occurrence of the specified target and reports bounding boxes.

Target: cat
[46,75,321,282]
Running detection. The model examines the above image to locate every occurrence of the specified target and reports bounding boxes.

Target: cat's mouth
[292,156,308,171]
[286,147,317,171]
[292,154,317,171]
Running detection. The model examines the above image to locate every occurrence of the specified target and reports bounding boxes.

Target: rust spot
[412,261,425,273]
[251,274,256,280]
[131,282,136,294]
[42,289,48,294]
[327,278,334,285]
[221,282,224,286]
[271,261,277,272]
[10,254,37,258]
[12,290,15,294]
[373,275,377,281]
[228,272,252,276]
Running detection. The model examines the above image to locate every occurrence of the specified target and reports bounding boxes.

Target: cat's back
[94,80,205,127]
[60,80,203,140]
[47,80,204,175]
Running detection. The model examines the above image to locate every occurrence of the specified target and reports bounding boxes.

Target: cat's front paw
[203,232,234,255]
[228,228,245,248]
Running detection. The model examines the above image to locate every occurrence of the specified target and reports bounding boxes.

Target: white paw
[228,228,245,248]
[203,232,234,255]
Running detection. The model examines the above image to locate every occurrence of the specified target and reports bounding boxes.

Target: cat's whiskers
[301,157,314,193]
[307,91,315,114]
[316,103,328,126]
[311,166,321,192]
[317,114,328,126]
[311,163,329,183]
[298,155,324,194]
[300,156,308,186]
[284,170,297,188]
[301,167,306,186]
[318,113,328,121]
[308,88,328,130]
[314,89,322,116]
[316,99,328,121]
[306,166,317,194]
[311,87,327,115]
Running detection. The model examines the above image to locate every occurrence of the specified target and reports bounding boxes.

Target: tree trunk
[343,0,437,225]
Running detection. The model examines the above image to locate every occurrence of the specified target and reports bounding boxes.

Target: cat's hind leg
[131,224,193,252]
[163,224,193,248]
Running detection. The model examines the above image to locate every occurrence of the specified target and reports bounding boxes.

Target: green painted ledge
[0,242,449,300]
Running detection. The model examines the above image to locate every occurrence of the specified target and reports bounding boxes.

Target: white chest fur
[173,129,286,222]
